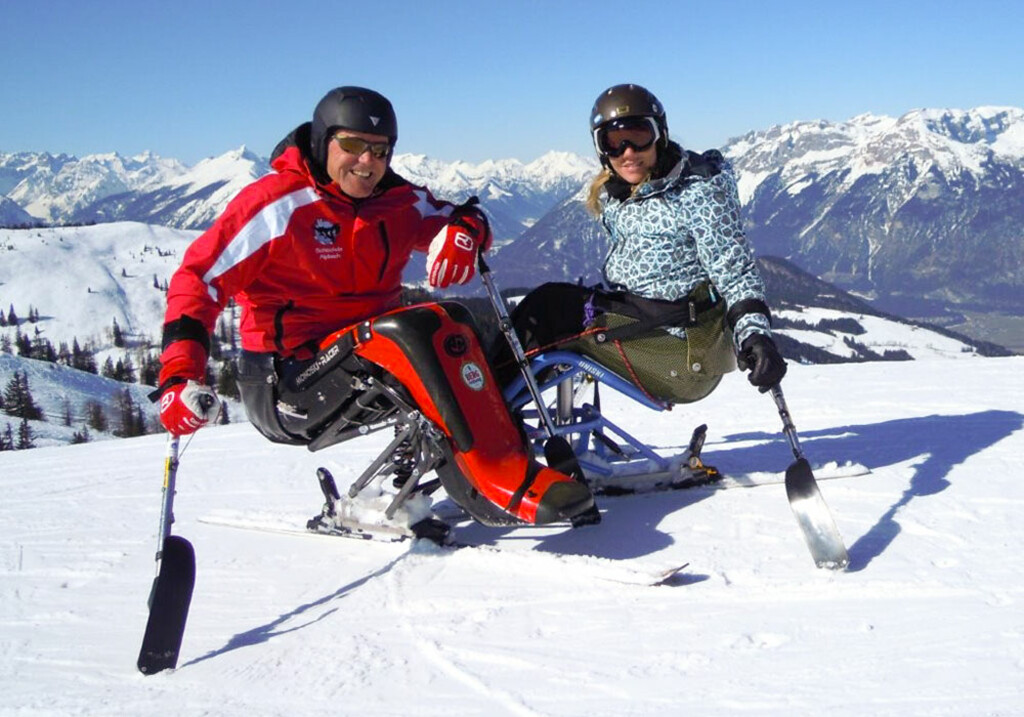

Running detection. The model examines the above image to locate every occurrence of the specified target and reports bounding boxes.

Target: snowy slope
[0,222,198,348]
[2,357,1022,715]
[774,306,976,360]
[0,352,161,446]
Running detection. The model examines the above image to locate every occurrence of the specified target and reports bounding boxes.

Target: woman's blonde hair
[585,167,651,216]
[585,168,613,216]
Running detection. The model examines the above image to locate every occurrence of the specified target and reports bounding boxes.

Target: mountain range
[490,107,1024,321]
[0,217,1008,451]
[728,107,1024,316]
[2,105,1022,323]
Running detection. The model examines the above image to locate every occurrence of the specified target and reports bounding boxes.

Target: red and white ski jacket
[160,139,462,382]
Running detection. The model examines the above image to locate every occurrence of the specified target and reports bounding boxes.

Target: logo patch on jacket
[313,219,339,246]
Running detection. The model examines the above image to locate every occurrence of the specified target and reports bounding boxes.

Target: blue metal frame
[502,350,678,477]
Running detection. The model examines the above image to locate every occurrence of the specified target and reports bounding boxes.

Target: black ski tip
[137,536,196,675]
[784,457,820,503]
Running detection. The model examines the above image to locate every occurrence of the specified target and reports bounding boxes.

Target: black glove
[738,334,787,392]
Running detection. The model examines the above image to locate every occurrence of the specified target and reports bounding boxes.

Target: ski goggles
[593,116,661,158]
[332,134,391,160]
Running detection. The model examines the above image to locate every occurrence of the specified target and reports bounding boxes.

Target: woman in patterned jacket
[500,83,786,401]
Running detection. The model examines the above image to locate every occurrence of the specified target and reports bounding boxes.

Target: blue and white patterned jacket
[600,146,772,348]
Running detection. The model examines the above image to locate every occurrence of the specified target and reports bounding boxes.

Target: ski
[137,535,195,674]
[198,511,691,587]
[580,457,868,496]
[423,544,688,589]
[137,436,196,674]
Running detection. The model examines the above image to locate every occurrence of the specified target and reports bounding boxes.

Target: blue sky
[2,0,1021,165]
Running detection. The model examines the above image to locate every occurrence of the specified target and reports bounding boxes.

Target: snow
[725,106,1024,201]
[993,121,1024,158]
[774,307,976,360]
[3,356,1023,715]
[0,222,198,347]
[0,352,161,447]
[392,151,598,200]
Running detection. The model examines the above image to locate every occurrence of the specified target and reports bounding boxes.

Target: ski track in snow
[2,358,1024,715]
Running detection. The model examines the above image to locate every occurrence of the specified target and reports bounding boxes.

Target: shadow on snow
[720,409,1022,571]
[184,409,1021,665]
[178,554,405,669]
[460,409,1022,570]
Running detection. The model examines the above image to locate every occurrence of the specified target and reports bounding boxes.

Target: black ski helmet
[589,84,669,155]
[310,86,398,168]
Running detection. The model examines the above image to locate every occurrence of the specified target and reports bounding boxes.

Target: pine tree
[71,426,91,444]
[57,341,72,366]
[112,318,125,348]
[85,400,108,433]
[121,354,137,383]
[139,352,160,386]
[2,373,20,416]
[3,371,43,420]
[26,375,43,420]
[0,308,6,327]
[7,304,17,325]
[101,356,116,379]
[0,423,12,451]
[16,417,34,449]
[113,389,147,437]
[14,329,32,357]
[72,339,98,374]
[0,334,11,354]
[31,335,56,363]
[134,404,148,436]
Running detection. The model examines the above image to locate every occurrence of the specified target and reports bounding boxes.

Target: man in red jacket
[153,86,594,529]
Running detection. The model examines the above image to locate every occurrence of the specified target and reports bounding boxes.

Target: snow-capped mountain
[3,105,1022,318]
[393,151,599,242]
[0,148,597,241]
[489,184,606,287]
[723,107,1024,315]
[0,222,1001,453]
[0,195,35,226]
[1,150,188,224]
[490,106,1024,319]
[71,147,271,229]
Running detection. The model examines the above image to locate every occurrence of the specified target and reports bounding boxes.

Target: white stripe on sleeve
[202,187,319,301]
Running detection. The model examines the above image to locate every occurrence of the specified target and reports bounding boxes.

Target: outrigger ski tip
[786,458,850,569]
[769,385,850,570]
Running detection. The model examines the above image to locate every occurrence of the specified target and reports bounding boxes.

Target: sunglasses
[594,117,661,158]
[333,134,391,160]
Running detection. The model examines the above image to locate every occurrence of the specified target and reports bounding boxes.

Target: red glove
[426,212,491,288]
[158,379,220,436]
